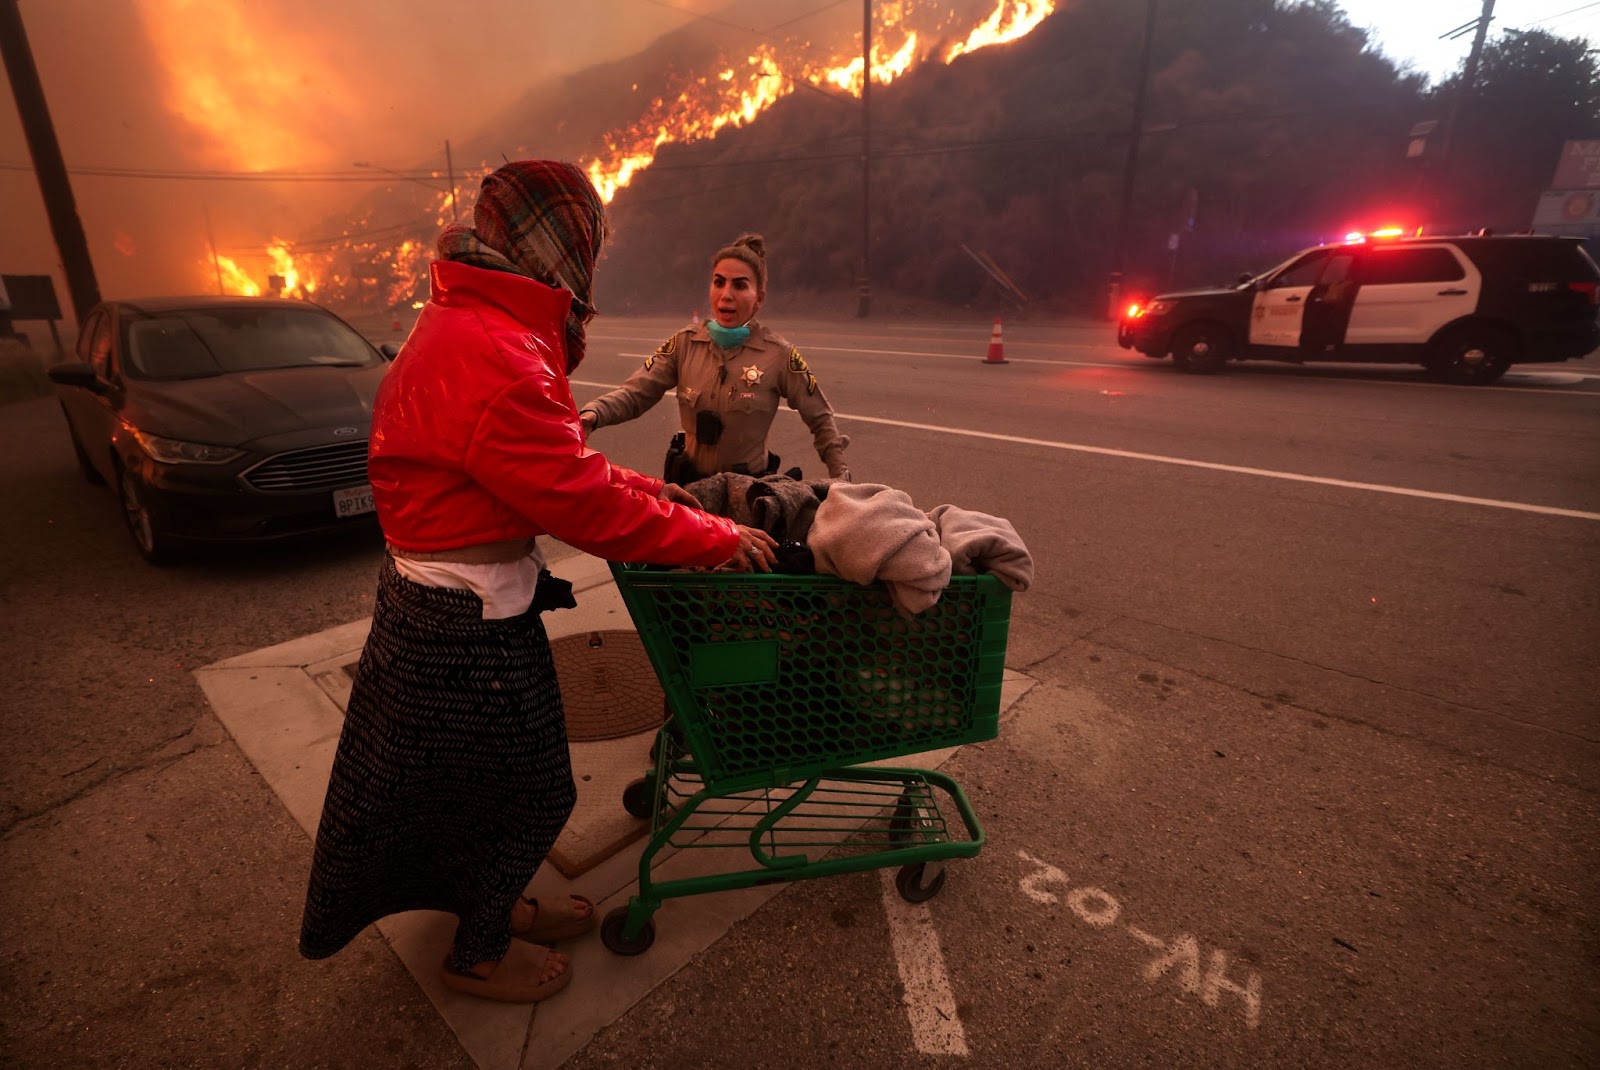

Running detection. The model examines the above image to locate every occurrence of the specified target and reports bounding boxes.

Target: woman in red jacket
[299,160,777,1004]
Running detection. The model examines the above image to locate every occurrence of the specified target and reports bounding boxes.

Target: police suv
[1117,231,1600,384]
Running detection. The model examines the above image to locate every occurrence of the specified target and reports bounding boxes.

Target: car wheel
[60,404,104,485]
[117,463,178,565]
[1170,323,1233,374]
[1425,326,1514,385]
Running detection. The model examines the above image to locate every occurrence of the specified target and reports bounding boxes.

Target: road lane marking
[828,413,1600,521]
[567,380,1600,520]
[595,348,1600,396]
[612,346,1119,367]
[880,868,969,1056]
[594,332,1600,377]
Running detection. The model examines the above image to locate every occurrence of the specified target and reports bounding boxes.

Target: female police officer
[579,234,850,483]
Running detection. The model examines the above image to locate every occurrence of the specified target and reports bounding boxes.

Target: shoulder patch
[787,347,809,374]
[646,332,678,371]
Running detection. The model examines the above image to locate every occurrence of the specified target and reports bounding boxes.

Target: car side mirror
[378,342,401,360]
[47,362,106,393]
[1236,272,1255,288]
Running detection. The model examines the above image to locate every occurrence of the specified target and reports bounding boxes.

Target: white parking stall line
[568,377,1600,522]
[879,868,969,1056]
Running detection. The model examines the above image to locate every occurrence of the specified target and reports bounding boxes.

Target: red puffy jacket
[370,259,739,565]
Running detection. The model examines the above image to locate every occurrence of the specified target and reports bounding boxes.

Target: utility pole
[1435,0,1495,184]
[0,0,101,324]
[444,138,459,222]
[857,0,872,319]
[1106,0,1157,319]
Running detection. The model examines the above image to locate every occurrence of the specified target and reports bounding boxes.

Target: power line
[1523,0,1600,27]
[611,158,842,209]
[243,217,437,253]
[2,108,1303,198]
[621,109,1301,177]
[0,162,446,182]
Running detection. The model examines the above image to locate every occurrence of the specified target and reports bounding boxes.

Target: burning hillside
[190,0,1056,305]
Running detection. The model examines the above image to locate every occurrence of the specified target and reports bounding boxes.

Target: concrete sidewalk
[194,553,1033,1070]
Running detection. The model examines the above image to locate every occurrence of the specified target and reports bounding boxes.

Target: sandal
[439,941,571,1004]
[511,894,596,944]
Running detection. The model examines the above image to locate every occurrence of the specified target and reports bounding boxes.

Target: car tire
[116,462,178,565]
[1425,326,1514,385]
[1170,322,1234,374]
[61,405,104,485]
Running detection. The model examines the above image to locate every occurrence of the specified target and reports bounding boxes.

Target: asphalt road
[3,314,1597,1067]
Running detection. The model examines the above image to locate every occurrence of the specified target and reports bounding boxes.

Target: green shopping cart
[600,562,1013,955]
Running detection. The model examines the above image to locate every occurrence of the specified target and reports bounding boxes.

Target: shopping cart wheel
[622,777,653,820]
[601,906,656,956]
[895,862,947,904]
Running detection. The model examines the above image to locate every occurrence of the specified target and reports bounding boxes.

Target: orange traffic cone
[983,316,1009,364]
[391,314,403,334]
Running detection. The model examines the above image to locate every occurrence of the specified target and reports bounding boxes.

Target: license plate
[333,485,375,519]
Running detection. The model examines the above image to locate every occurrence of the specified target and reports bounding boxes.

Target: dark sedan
[49,296,398,563]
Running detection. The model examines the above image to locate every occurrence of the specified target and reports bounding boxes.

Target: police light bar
[1344,226,1409,244]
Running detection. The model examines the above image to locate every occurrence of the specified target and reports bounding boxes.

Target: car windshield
[1241,249,1318,289]
[123,308,379,381]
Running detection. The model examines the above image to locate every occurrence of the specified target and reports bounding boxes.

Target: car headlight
[125,425,243,465]
[1145,299,1176,316]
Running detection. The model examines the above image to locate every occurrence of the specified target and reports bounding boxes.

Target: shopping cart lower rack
[600,562,1013,955]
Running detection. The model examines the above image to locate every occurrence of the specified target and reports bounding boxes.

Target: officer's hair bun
[733,233,766,261]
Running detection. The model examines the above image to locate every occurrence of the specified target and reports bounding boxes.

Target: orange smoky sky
[0,0,702,325]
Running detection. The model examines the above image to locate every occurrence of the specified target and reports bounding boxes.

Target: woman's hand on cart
[722,525,779,572]
[659,482,700,508]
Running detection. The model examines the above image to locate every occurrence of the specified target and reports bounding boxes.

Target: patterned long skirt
[300,558,576,971]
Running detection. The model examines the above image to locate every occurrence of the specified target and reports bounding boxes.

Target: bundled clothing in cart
[681,474,1033,613]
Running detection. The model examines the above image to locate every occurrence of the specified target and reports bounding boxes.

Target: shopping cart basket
[600,562,1012,954]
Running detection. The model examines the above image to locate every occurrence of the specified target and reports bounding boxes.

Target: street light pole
[858,0,872,319]
[1107,0,1157,320]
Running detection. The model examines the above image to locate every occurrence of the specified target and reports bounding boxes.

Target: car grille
[242,441,369,492]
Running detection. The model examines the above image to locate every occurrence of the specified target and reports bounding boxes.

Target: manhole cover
[549,630,665,742]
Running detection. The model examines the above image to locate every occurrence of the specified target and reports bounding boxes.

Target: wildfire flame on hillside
[585,0,1056,203]
[201,0,1055,300]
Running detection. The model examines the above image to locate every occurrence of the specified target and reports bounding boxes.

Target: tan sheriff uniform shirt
[582,320,850,479]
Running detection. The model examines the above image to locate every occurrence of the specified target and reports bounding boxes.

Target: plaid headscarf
[436,159,607,371]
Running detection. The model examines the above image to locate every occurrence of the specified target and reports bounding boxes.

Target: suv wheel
[117,463,178,565]
[1426,326,1514,385]
[1170,323,1233,374]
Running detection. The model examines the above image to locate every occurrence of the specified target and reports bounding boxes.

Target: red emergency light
[1343,225,1410,244]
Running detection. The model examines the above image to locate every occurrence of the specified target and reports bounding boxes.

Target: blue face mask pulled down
[706,320,751,349]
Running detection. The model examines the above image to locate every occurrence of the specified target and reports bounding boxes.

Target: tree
[1431,28,1600,230]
